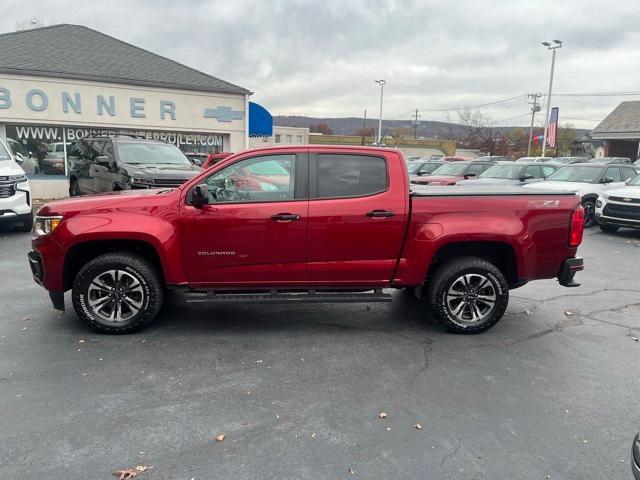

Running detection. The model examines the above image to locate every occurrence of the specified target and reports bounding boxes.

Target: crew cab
[28,146,584,335]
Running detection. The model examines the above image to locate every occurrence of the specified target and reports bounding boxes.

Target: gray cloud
[1,0,638,128]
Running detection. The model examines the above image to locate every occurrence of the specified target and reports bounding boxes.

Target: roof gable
[0,24,250,95]
[593,101,640,138]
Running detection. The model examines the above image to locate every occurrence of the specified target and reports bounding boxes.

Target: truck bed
[410,185,577,197]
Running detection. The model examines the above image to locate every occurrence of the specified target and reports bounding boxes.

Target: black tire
[599,223,619,233]
[69,179,80,197]
[71,252,164,334]
[13,212,33,232]
[582,198,597,228]
[427,256,509,334]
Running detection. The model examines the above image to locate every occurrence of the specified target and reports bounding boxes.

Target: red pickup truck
[28,146,584,335]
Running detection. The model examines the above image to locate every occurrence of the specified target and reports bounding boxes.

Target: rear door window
[620,167,637,181]
[525,165,542,178]
[604,167,622,182]
[314,154,387,198]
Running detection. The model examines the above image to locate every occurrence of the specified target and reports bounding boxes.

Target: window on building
[275,134,281,143]
[315,154,387,198]
[296,135,303,143]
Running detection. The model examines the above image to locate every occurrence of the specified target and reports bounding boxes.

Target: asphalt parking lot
[1,227,639,480]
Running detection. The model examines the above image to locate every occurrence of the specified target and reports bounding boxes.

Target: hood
[121,162,201,179]
[456,177,522,186]
[412,174,462,185]
[602,185,640,199]
[38,188,178,216]
[0,160,27,176]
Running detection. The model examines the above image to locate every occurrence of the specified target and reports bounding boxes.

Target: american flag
[547,107,559,148]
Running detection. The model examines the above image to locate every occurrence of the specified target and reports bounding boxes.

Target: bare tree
[16,16,46,31]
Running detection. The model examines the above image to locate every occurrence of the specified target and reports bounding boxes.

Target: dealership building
[0,24,251,197]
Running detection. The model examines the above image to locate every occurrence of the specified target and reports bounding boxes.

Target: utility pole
[361,109,367,145]
[374,80,386,144]
[413,109,420,139]
[527,93,542,156]
[541,40,562,156]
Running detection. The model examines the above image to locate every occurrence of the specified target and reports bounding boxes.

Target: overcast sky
[1,0,639,129]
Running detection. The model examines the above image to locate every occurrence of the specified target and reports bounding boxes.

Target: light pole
[374,79,386,144]
[541,40,562,156]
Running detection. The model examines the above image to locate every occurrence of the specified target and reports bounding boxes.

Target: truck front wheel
[71,252,164,334]
[428,256,509,334]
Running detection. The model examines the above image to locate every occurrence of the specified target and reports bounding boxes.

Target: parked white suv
[0,138,32,231]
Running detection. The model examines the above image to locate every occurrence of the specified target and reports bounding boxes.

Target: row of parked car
[406,155,640,230]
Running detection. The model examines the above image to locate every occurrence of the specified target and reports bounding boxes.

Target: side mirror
[600,176,614,184]
[463,173,476,179]
[519,174,534,181]
[192,183,209,207]
[15,152,24,164]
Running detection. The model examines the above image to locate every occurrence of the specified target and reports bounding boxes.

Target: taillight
[569,207,584,247]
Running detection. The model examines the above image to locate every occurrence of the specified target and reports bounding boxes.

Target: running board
[184,289,393,304]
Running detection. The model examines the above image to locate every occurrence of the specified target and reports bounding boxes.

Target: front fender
[56,212,186,286]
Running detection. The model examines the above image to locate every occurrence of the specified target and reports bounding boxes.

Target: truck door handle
[271,213,301,222]
[366,210,395,218]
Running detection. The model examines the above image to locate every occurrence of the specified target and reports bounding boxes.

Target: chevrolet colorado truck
[28,146,585,335]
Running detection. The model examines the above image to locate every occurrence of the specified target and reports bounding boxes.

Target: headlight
[9,174,28,182]
[130,177,155,186]
[33,215,63,236]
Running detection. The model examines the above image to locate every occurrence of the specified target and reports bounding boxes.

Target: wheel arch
[63,239,165,291]
[426,241,519,287]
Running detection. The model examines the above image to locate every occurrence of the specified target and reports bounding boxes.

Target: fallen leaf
[386,427,391,431]
[20,327,28,331]
[21,317,30,321]
[414,423,422,430]
[215,434,225,442]
[582,439,588,444]
[525,310,533,316]
[112,465,152,480]
[564,310,575,317]
[378,412,387,419]
[632,337,639,342]
[348,468,354,475]
[311,432,316,439]
[78,339,86,343]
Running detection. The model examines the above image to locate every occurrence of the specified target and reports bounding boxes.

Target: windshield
[546,166,601,183]
[116,142,192,165]
[628,173,640,186]
[479,164,524,179]
[431,163,468,176]
[0,141,10,161]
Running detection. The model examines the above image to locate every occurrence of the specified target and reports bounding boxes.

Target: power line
[545,90,640,97]
[418,95,526,112]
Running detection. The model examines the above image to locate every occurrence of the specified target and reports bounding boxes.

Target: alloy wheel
[445,273,497,323]
[87,270,145,323]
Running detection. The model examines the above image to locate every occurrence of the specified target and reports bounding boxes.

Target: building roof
[592,101,640,140]
[0,24,250,95]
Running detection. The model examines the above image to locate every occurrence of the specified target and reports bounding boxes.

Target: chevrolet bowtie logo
[623,198,632,202]
[203,106,244,122]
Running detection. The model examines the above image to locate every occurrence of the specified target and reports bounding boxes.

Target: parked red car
[410,160,496,185]
[28,145,584,335]
[202,152,233,169]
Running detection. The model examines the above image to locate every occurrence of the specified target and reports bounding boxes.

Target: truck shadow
[152,289,444,336]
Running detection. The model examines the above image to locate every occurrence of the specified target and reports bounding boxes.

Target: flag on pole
[547,107,559,148]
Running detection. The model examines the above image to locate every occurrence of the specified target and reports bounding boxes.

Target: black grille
[603,203,640,221]
[152,178,188,188]
[609,196,640,204]
[0,184,15,198]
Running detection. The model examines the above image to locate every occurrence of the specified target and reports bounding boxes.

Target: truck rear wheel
[427,256,509,334]
[71,252,163,334]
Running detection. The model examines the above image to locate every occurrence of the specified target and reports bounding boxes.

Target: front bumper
[557,257,583,287]
[28,250,66,311]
